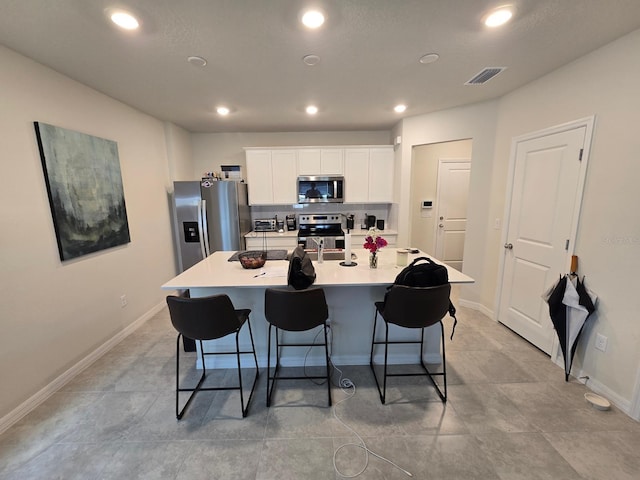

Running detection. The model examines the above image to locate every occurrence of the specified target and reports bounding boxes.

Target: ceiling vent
[465,67,507,85]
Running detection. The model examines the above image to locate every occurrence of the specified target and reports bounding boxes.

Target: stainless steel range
[297,213,345,250]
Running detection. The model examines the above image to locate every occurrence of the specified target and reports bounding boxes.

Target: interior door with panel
[498,124,589,354]
[434,160,470,272]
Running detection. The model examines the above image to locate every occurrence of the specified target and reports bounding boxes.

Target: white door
[434,160,470,271]
[497,122,591,354]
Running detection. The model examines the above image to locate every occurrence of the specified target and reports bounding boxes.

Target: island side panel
[189,285,444,369]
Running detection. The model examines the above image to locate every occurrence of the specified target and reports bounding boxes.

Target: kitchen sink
[304,250,345,261]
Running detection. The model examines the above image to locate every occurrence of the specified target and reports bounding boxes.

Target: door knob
[504,243,513,249]
[439,224,444,228]
[439,216,444,220]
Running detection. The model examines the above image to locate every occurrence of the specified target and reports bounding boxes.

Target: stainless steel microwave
[297,176,344,203]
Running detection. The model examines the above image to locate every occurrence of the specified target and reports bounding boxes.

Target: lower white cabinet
[245,235,299,251]
[350,232,397,249]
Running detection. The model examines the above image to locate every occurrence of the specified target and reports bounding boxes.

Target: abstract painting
[34,122,130,261]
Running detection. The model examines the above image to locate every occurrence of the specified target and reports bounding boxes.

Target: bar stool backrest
[167,294,241,340]
[265,288,328,332]
[382,284,451,329]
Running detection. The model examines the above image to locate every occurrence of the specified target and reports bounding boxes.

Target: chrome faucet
[312,237,324,263]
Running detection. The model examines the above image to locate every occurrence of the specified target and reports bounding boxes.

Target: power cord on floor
[328,333,413,478]
[300,321,413,477]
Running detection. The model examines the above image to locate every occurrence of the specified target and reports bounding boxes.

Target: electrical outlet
[595,333,607,352]
[120,295,128,308]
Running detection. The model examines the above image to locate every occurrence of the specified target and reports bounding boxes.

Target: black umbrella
[544,274,597,381]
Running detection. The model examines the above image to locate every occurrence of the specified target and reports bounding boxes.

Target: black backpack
[389,257,458,339]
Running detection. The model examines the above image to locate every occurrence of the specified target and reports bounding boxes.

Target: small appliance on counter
[365,214,377,229]
[254,218,277,232]
[346,214,355,231]
[286,214,297,231]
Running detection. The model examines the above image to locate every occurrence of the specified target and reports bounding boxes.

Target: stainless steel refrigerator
[171,180,251,272]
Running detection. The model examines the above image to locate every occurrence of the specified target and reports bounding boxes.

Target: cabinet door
[246,150,273,205]
[344,148,370,203]
[298,149,321,175]
[320,149,344,174]
[271,150,298,204]
[368,147,394,202]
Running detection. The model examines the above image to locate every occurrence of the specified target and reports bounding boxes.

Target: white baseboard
[0,300,167,435]
[552,360,633,417]
[200,352,443,369]
[458,297,495,319]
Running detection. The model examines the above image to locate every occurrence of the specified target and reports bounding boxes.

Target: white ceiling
[2,0,640,133]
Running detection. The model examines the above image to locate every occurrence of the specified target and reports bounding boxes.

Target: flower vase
[369,251,378,269]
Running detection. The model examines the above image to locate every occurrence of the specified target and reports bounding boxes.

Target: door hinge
[565,239,570,251]
[578,148,583,161]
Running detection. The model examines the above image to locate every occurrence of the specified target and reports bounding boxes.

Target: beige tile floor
[1,294,639,479]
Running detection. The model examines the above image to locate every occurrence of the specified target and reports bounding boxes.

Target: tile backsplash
[250,203,392,231]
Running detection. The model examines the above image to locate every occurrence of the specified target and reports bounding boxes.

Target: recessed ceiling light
[303,54,321,66]
[109,10,140,30]
[216,106,230,116]
[419,53,440,65]
[187,56,207,67]
[484,6,514,27]
[306,105,318,115]
[301,10,325,29]
[394,104,407,113]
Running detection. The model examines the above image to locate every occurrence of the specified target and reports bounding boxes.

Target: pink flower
[363,228,387,253]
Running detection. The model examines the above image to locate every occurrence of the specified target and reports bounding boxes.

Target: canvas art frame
[34,122,130,261]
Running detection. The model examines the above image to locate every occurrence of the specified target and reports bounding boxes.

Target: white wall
[397,101,500,306]
[486,30,640,407]
[191,131,392,181]
[164,122,194,181]
[0,46,182,420]
[397,29,640,414]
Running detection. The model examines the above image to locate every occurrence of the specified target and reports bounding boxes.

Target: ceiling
[2,0,640,133]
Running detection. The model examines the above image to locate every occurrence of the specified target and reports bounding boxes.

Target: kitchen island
[162,248,473,368]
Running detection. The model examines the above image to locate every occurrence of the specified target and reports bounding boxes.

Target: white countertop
[162,248,473,290]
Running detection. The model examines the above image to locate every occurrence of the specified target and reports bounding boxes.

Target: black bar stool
[264,287,332,407]
[166,294,259,419]
[370,284,451,404]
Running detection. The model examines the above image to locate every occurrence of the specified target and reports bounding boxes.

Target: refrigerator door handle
[197,199,207,259]
[201,199,211,257]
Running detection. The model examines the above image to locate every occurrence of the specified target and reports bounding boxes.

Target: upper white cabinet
[246,145,392,205]
[368,147,394,203]
[245,149,297,205]
[298,148,344,175]
[344,146,394,203]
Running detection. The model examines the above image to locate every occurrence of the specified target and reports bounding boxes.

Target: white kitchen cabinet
[350,231,397,248]
[271,150,297,204]
[344,148,370,202]
[344,147,393,203]
[245,150,272,205]
[245,235,299,251]
[297,148,344,175]
[368,147,394,203]
[245,149,297,205]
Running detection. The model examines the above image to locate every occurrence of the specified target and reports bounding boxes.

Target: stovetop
[298,213,344,237]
